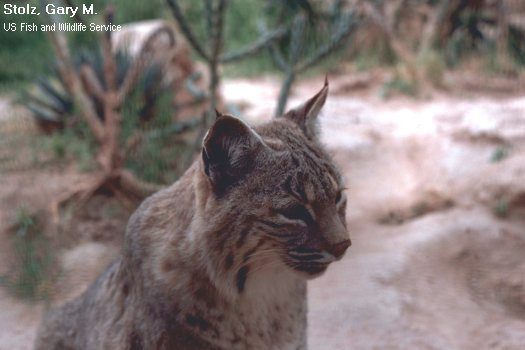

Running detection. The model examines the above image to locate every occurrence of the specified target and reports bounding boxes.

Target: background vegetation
[1,0,524,302]
[0,0,273,91]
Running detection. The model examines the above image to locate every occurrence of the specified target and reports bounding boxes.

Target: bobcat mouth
[285,249,334,276]
[292,262,329,275]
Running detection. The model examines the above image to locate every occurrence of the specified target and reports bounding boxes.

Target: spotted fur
[34,81,350,350]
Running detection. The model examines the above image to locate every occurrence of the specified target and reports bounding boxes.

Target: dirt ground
[1,75,524,349]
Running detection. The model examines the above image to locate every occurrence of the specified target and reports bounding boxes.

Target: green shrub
[0,1,51,90]
[379,75,418,99]
[0,207,54,300]
[493,198,509,219]
[418,49,445,87]
[490,146,509,163]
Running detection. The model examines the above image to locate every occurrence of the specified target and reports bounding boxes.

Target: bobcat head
[199,80,350,284]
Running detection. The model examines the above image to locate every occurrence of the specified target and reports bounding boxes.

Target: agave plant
[21,76,72,133]
[21,49,167,133]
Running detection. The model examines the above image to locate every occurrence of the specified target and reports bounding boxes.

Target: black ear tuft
[283,79,329,139]
[202,115,264,195]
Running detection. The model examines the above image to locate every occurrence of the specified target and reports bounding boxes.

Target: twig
[296,13,357,73]
[207,0,227,119]
[204,0,214,43]
[275,71,295,117]
[274,16,305,116]
[80,64,105,101]
[165,0,210,61]
[418,0,453,55]
[275,13,356,115]
[360,0,420,82]
[117,57,145,104]
[258,20,287,71]
[220,25,288,63]
[99,6,123,173]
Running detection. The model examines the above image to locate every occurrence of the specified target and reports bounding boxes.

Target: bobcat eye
[279,204,314,225]
[335,190,347,209]
[335,191,342,205]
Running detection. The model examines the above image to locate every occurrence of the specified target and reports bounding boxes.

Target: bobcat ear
[283,78,328,139]
[202,113,264,194]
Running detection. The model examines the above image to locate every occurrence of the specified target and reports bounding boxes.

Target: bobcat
[34,80,351,350]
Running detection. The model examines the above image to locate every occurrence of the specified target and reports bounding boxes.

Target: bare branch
[79,64,105,101]
[268,42,288,72]
[220,25,288,63]
[418,0,454,54]
[165,0,210,61]
[204,0,214,42]
[117,57,145,104]
[296,13,356,73]
[289,16,306,64]
[99,6,122,172]
[495,0,513,72]
[209,0,228,62]
[258,20,288,71]
[360,0,420,80]
[271,16,307,117]
[101,7,117,92]
[275,71,295,117]
[207,0,228,118]
[117,25,177,104]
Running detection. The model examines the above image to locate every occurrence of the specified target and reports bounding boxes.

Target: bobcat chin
[34,80,350,350]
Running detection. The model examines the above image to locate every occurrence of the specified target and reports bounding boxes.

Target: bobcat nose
[328,239,351,259]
